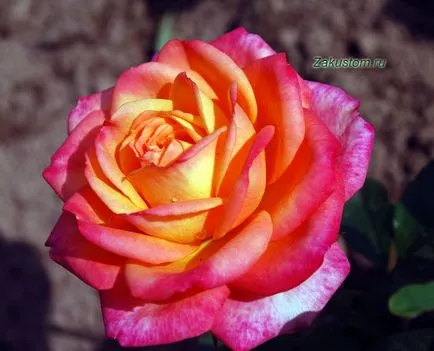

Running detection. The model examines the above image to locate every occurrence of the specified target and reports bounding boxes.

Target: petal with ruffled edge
[124,197,223,244]
[101,281,229,347]
[46,212,123,290]
[212,242,350,351]
[124,211,272,301]
[156,39,257,121]
[230,182,344,296]
[43,110,105,200]
[259,110,340,241]
[128,127,225,207]
[244,54,305,184]
[211,27,275,68]
[307,81,375,200]
[68,88,113,133]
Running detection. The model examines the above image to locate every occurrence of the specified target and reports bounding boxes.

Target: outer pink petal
[211,27,275,68]
[307,81,375,200]
[68,88,113,133]
[46,212,123,290]
[259,110,340,240]
[100,282,229,347]
[77,221,199,265]
[230,183,345,296]
[43,110,105,201]
[212,243,350,351]
[124,211,273,301]
[243,54,305,184]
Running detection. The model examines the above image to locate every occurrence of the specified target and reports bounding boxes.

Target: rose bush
[43,28,374,350]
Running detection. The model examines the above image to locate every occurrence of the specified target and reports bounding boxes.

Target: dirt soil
[0,0,433,350]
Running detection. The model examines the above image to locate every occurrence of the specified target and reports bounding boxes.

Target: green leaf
[369,329,434,351]
[393,202,423,258]
[341,179,394,259]
[401,160,434,230]
[393,201,434,260]
[154,13,174,52]
[389,281,434,318]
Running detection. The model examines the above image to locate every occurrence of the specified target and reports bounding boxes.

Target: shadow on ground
[0,234,51,351]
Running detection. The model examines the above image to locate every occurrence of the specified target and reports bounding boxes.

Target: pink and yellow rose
[43,28,374,350]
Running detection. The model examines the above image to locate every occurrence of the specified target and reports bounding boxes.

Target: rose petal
[215,83,256,196]
[231,183,345,296]
[243,54,305,183]
[106,100,173,177]
[127,127,225,207]
[85,148,142,214]
[101,281,229,347]
[111,62,216,113]
[164,110,206,142]
[307,81,375,200]
[95,126,148,209]
[214,126,274,239]
[124,211,273,301]
[212,242,350,351]
[77,221,199,264]
[63,185,112,224]
[68,88,113,133]
[171,72,227,133]
[158,139,187,167]
[43,110,105,200]
[46,212,122,290]
[298,75,312,108]
[156,39,257,121]
[259,109,340,240]
[170,72,201,118]
[124,198,224,244]
[211,27,275,68]
[118,138,142,175]
[110,99,173,131]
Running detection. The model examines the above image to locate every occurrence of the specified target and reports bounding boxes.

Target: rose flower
[43,28,374,350]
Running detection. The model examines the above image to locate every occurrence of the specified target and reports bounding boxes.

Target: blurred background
[0,0,433,350]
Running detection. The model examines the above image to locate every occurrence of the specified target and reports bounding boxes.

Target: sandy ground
[0,0,433,350]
